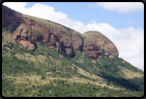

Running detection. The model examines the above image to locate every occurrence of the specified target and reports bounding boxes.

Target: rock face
[2,5,82,57]
[82,31,119,58]
[21,15,83,57]
[2,5,119,59]
[13,23,36,51]
[2,5,22,28]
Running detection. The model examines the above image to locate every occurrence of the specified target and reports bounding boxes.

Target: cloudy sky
[3,2,144,71]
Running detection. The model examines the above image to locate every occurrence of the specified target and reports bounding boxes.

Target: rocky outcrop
[82,31,119,59]
[82,31,102,59]
[21,16,83,57]
[2,5,119,59]
[13,23,36,51]
[2,5,22,28]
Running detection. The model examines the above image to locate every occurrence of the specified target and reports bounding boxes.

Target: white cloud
[3,2,27,11]
[3,2,144,71]
[89,2,144,13]
[3,2,68,23]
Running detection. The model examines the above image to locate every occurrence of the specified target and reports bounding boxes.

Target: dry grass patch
[76,58,84,64]
[3,74,122,91]
[68,76,126,91]
[72,64,103,80]
[2,31,15,43]
[15,53,48,66]
[2,72,128,97]
[49,56,54,61]
[118,65,144,90]
[70,65,127,90]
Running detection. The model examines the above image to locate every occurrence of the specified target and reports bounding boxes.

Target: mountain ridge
[2,5,118,59]
[2,5,144,97]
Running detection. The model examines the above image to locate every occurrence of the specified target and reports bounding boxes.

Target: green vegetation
[2,22,144,97]
[2,24,17,33]
[31,29,43,39]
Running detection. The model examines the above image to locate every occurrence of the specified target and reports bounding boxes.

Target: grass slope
[2,25,144,97]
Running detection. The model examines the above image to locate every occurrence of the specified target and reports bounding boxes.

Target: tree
[101,49,105,58]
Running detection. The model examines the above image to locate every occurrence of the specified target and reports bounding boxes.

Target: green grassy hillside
[2,28,144,97]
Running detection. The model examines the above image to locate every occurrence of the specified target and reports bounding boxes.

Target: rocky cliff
[82,31,119,57]
[2,5,22,28]
[2,5,119,59]
[22,15,83,57]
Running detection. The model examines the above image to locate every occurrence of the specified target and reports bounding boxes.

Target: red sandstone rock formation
[21,16,83,57]
[13,23,35,51]
[2,5,119,59]
[82,31,119,59]
[2,5,22,28]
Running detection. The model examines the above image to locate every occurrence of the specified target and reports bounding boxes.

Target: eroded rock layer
[2,5,22,28]
[21,15,83,57]
[2,5,119,59]
[82,31,119,58]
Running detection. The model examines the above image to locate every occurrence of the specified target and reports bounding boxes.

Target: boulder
[92,60,96,64]
[56,63,59,66]
[109,55,114,59]
[4,47,11,51]
[105,53,108,55]
[46,72,53,75]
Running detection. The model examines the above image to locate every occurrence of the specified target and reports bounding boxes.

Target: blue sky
[3,2,144,71]
[23,2,144,29]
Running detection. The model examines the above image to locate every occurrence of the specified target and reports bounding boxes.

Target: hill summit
[2,5,118,59]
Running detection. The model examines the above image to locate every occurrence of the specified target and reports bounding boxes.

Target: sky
[3,2,144,71]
